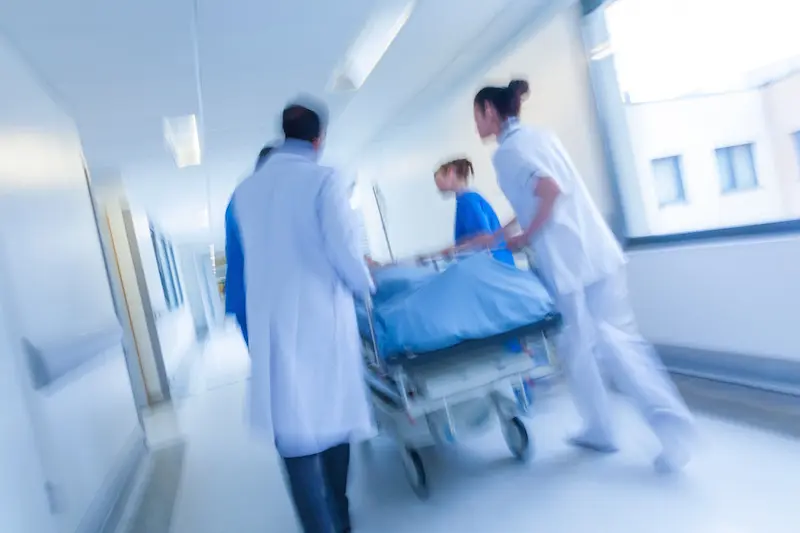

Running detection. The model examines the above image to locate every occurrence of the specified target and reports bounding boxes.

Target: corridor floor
[148,330,800,533]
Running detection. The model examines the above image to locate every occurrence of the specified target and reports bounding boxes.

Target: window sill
[719,185,761,196]
[657,199,689,209]
[624,218,800,250]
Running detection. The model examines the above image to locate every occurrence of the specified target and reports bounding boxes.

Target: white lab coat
[229,140,375,458]
[492,121,693,460]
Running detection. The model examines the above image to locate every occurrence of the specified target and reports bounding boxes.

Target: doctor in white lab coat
[471,79,694,473]
[225,99,374,533]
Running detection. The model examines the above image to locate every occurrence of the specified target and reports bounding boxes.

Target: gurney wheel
[503,417,532,462]
[401,448,428,500]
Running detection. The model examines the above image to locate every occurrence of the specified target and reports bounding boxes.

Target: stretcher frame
[361,249,561,499]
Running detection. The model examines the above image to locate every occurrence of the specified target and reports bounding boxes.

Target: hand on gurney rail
[415,245,514,268]
[415,246,455,265]
[504,233,530,253]
[365,255,390,270]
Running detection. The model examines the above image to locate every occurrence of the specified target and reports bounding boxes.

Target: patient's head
[434,158,474,194]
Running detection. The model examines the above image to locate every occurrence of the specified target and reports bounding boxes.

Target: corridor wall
[0,35,144,533]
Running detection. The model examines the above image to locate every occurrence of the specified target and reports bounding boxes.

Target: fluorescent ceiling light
[163,114,201,168]
[330,0,415,92]
[590,41,614,61]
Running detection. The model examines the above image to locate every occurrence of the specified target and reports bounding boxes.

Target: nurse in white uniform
[227,99,374,532]
[472,79,694,473]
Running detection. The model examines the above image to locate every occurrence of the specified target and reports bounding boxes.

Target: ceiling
[0,0,553,243]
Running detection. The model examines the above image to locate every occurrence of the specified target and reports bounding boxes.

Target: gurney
[359,250,561,499]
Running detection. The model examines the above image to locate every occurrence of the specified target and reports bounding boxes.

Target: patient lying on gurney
[356,253,558,362]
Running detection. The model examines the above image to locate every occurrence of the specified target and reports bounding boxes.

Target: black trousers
[282,443,351,533]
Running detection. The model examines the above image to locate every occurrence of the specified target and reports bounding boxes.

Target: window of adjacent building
[715,144,759,193]
[651,156,686,206]
[793,131,800,174]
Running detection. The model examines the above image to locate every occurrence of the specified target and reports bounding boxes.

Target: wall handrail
[24,322,124,389]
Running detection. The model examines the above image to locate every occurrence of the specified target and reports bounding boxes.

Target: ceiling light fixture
[163,114,202,168]
[329,0,416,92]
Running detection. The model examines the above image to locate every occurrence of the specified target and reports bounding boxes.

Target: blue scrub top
[224,199,248,346]
[454,191,515,266]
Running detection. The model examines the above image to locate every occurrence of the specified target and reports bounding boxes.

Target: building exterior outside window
[585,0,800,238]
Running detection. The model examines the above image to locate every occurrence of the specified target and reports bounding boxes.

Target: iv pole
[372,184,395,262]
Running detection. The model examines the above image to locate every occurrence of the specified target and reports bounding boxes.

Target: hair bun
[508,79,530,98]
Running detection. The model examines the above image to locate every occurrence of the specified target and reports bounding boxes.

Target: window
[650,156,686,206]
[150,229,172,307]
[150,227,183,310]
[716,144,758,193]
[584,0,800,239]
[166,243,184,305]
[162,238,180,309]
[793,131,800,172]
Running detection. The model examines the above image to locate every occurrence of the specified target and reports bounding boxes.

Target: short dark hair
[474,79,530,120]
[254,145,275,171]
[282,98,328,142]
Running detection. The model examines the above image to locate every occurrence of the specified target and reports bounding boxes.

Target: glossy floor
[142,331,800,533]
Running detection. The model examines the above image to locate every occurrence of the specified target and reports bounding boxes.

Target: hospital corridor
[144,330,800,533]
[2,1,800,533]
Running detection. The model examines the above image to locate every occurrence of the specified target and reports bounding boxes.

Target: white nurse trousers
[553,268,694,454]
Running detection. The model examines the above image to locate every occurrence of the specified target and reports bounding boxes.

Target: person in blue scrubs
[433,158,514,265]
[224,143,276,346]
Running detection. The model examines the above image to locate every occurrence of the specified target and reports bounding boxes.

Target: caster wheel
[400,448,429,500]
[503,417,533,462]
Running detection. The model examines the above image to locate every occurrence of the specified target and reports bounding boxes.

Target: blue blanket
[357,254,556,359]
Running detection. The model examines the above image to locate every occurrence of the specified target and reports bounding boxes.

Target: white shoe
[567,433,619,454]
[653,445,690,474]
[651,412,694,474]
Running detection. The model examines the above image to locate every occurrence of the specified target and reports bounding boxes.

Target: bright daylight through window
[594,0,800,238]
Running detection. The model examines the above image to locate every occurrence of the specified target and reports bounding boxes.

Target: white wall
[0,291,55,533]
[157,306,196,382]
[130,213,197,383]
[0,36,141,533]
[179,245,221,339]
[357,3,611,261]
[627,236,800,360]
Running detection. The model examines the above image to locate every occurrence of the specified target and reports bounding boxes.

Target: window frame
[793,131,800,176]
[150,227,173,309]
[167,242,184,306]
[715,143,759,194]
[650,155,687,207]
[161,237,179,309]
[579,1,800,249]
